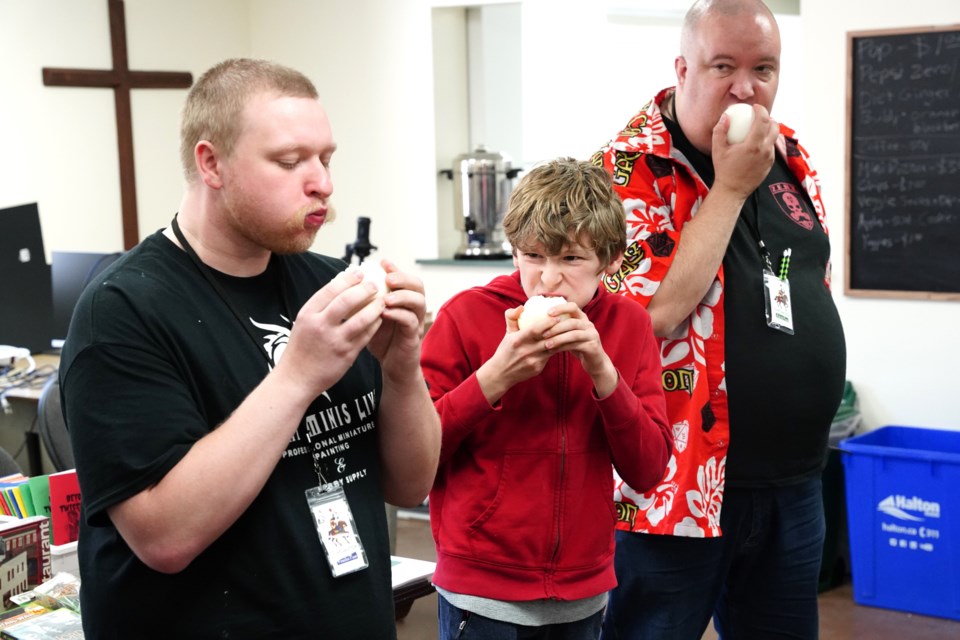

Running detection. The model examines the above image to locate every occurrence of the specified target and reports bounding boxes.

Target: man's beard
[224,193,336,255]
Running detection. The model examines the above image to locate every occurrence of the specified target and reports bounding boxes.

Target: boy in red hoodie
[421,158,672,639]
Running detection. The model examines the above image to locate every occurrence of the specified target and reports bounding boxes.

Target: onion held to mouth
[518,295,570,331]
[724,103,754,144]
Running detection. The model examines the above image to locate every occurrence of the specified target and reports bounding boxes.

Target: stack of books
[0,468,83,637]
[0,470,80,547]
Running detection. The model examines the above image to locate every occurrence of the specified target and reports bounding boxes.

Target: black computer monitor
[0,203,54,354]
[50,251,122,349]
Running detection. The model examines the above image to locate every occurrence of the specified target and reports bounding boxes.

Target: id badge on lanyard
[763,248,794,335]
[740,198,795,337]
[306,484,370,577]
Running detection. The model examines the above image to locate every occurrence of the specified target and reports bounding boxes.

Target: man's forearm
[377,371,441,507]
[647,186,746,336]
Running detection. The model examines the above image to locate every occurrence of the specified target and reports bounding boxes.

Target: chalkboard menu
[846,26,960,299]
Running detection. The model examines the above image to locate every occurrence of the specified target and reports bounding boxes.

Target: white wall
[1,0,958,433]
[247,0,442,270]
[517,3,804,167]
[433,6,472,261]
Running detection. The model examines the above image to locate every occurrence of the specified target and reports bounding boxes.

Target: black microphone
[343,216,377,264]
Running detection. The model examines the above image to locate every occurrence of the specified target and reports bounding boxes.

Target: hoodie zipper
[550,353,568,569]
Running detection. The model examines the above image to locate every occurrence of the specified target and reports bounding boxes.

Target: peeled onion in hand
[518,295,570,331]
[724,103,754,144]
[346,260,389,297]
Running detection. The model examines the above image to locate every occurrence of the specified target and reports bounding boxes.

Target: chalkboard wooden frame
[845,25,960,300]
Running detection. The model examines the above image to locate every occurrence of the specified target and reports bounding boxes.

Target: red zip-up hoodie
[421,271,671,601]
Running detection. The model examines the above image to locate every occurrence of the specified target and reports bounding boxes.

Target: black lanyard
[739,192,776,273]
[170,215,293,368]
[169,216,338,484]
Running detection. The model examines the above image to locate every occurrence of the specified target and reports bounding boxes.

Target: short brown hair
[502,157,626,268]
[179,58,319,181]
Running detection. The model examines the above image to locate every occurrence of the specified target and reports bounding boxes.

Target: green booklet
[27,475,51,520]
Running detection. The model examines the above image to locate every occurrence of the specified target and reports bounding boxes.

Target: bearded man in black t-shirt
[60,58,440,640]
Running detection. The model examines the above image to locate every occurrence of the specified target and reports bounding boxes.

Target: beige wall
[0,0,248,252]
[1,0,958,432]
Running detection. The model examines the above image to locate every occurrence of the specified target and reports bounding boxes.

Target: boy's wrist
[476,362,508,406]
[589,358,619,399]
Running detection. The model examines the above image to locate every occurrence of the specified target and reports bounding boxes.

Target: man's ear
[675,55,687,87]
[195,140,224,189]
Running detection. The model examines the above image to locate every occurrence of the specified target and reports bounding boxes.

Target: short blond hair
[502,157,626,268]
[179,58,319,181]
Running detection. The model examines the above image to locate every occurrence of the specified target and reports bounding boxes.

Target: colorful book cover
[48,471,81,547]
[0,479,31,520]
[0,606,82,639]
[0,489,21,520]
[13,486,32,520]
[6,492,20,520]
[0,516,52,611]
[0,478,24,516]
[8,489,27,520]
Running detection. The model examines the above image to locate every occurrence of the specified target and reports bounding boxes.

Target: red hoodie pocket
[466,451,558,567]
[556,449,617,570]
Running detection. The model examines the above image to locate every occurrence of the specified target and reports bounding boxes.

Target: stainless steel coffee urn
[444,146,521,259]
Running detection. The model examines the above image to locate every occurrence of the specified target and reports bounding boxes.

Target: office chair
[37,375,75,472]
[0,446,22,477]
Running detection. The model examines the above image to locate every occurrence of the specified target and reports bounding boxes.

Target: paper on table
[390,555,436,589]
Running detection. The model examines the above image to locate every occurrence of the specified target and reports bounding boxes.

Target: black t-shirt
[664,115,847,486]
[60,231,395,639]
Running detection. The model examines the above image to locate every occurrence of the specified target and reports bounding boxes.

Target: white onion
[724,103,754,144]
[518,295,569,331]
[345,260,388,297]
[360,260,389,296]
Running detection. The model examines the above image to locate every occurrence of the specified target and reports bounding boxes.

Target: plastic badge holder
[306,486,369,578]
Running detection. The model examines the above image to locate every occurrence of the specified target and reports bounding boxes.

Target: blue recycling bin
[840,425,960,621]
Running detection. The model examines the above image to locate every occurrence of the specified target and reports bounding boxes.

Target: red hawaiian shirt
[594,87,831,538]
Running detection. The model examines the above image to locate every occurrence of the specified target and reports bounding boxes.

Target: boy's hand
[476,301,619,403]
[539,301,619,398]
[474,305,558,405]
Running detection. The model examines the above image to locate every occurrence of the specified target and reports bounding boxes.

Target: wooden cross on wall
[42,0,193,250]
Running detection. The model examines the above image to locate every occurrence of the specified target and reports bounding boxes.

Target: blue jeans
[439,595,604,640]
[600,477,825,640]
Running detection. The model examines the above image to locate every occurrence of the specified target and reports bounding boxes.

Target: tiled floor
[394,516,960,640]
